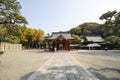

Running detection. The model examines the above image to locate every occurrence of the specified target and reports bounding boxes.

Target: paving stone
[27,52,100,80]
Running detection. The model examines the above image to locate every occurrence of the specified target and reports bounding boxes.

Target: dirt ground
[0,50,53,80]
[72,50,120,80]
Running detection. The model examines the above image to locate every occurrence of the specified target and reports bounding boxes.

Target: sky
[18,0,120,35]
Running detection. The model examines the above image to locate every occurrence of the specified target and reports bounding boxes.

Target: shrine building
[45,32,75,51]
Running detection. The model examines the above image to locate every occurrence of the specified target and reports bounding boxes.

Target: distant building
[84,36,105,43]
[81,36,105,49]
[45,32,75,51]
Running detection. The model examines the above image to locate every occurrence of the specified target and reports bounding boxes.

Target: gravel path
[73,50,120,80]
[27,52,99,80]
[0,50,53,80]
[1,50,119,80]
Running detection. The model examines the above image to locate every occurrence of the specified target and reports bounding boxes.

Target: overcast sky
[19,0,120,34]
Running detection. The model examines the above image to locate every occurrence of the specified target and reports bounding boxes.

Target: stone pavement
[27,52,99,80]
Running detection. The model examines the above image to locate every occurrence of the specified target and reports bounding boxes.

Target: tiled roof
[87,43,101,47]
[47,32,74,40]
[86,36,104,42]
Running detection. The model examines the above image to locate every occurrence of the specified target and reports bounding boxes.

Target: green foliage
[0,0,44,48]
[99,10,120,36]
[70,10,120,48]
[26,28,35,41]
[70,22,101,36]
[0,26,44,48]
[0,0,28,25]
[99,10,120,47]
[33,29,44,42]
[70,27,81,35]
[72,34,82,44]
[5,35,20,44]
[0,26,7,41]
[23,28,44,48]
[99,10,117,20]
[105,36,120,47]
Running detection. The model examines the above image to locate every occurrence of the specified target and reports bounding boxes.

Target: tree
[114,12,120,37]
[105,36,120,48]
[100,10,120,48]
[19,26,28,46]
[25,28,35,48]
[70,27,81,35]
[99,10,120,36]
[0,26,7,41]
[33,29,44,48]
[0,0,28,25]
[70,22,101,36]
[0,0,29,45]
[5,35,20,44]
[72,34,82,44]
[82,29,91,35]
[99,10,117,21]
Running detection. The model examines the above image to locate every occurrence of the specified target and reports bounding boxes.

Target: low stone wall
[0,42,22,51]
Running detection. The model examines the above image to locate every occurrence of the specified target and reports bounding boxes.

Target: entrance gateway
[45,32,75,51]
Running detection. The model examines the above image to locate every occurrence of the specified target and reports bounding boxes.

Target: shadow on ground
[88,67,120,80]
[20,72,35,80]
[20,65,98,80]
